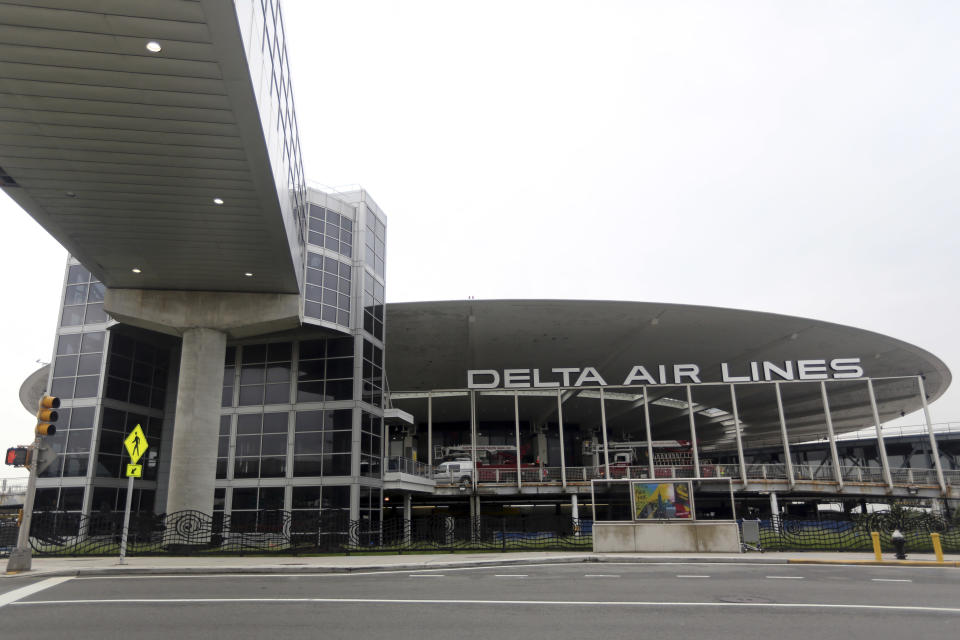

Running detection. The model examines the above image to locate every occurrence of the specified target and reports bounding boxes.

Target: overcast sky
[2,1,958,478]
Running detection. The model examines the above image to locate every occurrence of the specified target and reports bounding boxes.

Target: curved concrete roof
[385,300,951,447]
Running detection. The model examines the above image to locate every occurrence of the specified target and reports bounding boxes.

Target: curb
[788,558,960,568]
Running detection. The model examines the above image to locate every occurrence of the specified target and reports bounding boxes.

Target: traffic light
[5,446,28,466]
[35,395,59,437]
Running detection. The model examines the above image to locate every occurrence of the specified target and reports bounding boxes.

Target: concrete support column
[770,492,780,532]
[165,327,227,517]
[918,376,947,494]
[571,493,579,536]
[403,493,412,545]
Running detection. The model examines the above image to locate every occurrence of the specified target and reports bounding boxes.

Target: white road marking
[872,578,913,583]
[495,574,528,578]
[13,597,960,615]
[0,577,72,609]
[584,574,620,578]
[676,575,710,578]
[410,575,445,578]
[766,576,804,579]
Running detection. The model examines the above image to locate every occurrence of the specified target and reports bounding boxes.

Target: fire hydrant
[891,529,907,560]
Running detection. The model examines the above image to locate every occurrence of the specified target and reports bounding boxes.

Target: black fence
[744,512,960,553]
[0,510,593,557]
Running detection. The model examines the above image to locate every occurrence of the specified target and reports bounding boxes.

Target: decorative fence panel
[743,512,960,553]
[0,511,592,557]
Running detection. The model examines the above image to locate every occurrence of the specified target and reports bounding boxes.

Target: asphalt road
[2,563,959,640]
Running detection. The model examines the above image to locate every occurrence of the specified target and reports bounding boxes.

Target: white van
[433,460,475,484]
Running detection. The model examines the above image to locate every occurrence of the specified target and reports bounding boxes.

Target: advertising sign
[633,482,692,520]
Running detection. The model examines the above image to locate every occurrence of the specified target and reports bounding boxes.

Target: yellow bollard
[931,533,944,563]
[871,531,883,561]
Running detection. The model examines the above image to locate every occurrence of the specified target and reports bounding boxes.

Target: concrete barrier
[593,522,741,553]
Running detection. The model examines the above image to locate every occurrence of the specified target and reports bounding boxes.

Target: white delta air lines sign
[467,358,864,389]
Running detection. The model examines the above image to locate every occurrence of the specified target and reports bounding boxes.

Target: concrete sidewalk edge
[5,554,792,578]
[788,558,960,568]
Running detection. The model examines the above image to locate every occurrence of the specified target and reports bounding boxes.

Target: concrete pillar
[769,492,780,532]
[571,493,580,536]
[403,493,412,545]
[165,328,227,516]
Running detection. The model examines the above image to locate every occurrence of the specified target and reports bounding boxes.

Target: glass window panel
[225,346,236,366]
[325,209,340,224]
[74,375,100,398]
[242,344,267,363]
[84,303,107,324]
[61,306,85,327]
[293,455,323,476]
[233,458,259,479]
[131,364,152,385]
[70,406,95,429]
[59,487,85,510]
[297,359,324,381]
[307,252,324,269]
[324,256,338,273]
[221,386,233,407]
[260,433,286,456]
[321,304,337,322]
[238,385,264,406]
[267,342,291,362]
[266,362,290,383]
[67,265,90,284]
[306,268,322,287]
[295,410,325,432]
[292,486,321,509]
[232,487,258,510]
[87,281,106,303]
[327,338,352,358]
[337,277,351,295]
[50,377,74,399]
[53,355,78,378]
[66,429,92,453]
[299,339,325,360]
[219,415,231,435]
[305,284,323,302]
[235,434,260,457]
[259,487,284,509]
[326,379,353,401]
[262,412,288,433]
[108,355,132,378]
[296,381,326,403]
[295,431,323,455]
[304,300,322,319]
[327,430,352,454]
[236,413,261,435]
[217,436,229,458]
[215,458,227,479]
[337,310,350,326]
[77,353,101,376]
[323,486,350,509]
[322,454,350,476]
[326,358,352,379]
[92,488,118,512]
[64,284,88,306]
[62,454,89,478]
[111,334,134,357]
[264,383,289,404]
[259,456,285,478]
[57,334,81,355]
[240,364,265,385]
[128,383,150,405]
[308,231,324,246]
[341,218,353,233]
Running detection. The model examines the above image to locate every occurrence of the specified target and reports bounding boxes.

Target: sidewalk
[4,550,959,578]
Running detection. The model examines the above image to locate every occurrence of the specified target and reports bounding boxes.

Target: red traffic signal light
[5,446,28,466]
[36,395,60,436]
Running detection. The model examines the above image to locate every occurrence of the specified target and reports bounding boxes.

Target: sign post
[119,424,148,564]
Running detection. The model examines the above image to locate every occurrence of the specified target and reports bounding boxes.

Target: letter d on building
[467,370,501,389]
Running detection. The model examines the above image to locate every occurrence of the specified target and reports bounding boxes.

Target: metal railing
[384,457,431,478]
[430,463,959,488]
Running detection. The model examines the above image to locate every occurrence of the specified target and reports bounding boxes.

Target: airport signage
[466,357,864,389]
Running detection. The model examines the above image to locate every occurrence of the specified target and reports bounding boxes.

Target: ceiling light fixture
[213,198,224,205]
[132,268,142,274]
[244,272,254,277]
[65,191,76,198]
[146,41,162,53]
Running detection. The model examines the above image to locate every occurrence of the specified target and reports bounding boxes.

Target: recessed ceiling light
[213,197,224,205]
[244,272,254,277]
[65,191,76,198]
[131,268,142,274]
[146,41,162,53]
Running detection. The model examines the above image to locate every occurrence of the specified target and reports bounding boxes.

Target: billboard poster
[633,482,692,520]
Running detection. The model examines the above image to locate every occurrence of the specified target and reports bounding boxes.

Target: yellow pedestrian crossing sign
[126,464,142,478]
[124,424,148,465]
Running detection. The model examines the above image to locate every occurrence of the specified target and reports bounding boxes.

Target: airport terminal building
[1,1,957,543]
